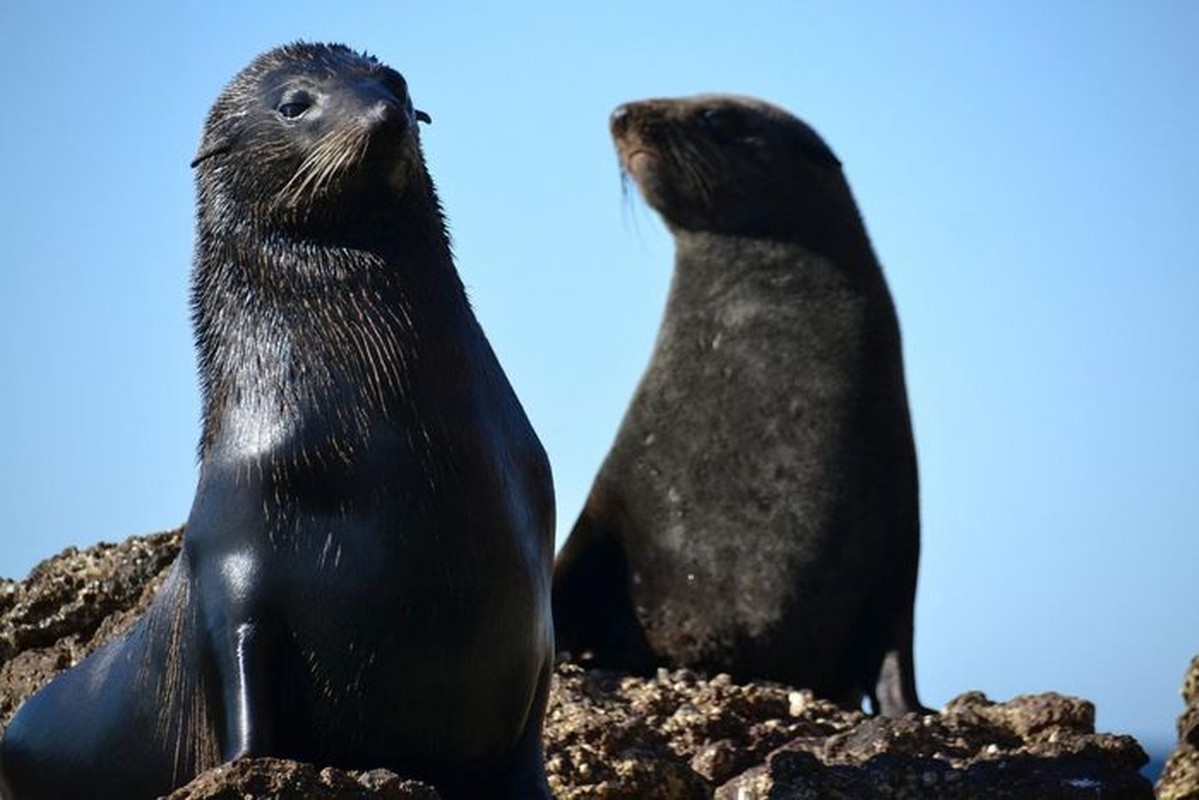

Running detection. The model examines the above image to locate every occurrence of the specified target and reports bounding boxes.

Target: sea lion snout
[610,103,657,179]
[610,104,633,137]
[333,78,412,133]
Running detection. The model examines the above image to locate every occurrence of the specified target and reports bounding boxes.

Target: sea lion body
[0,43,554,800]
[552,95,923,715]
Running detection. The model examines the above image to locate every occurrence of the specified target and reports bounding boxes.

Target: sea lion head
[187,43,452,458]
[191,42,433,229]
[610,94,849,241]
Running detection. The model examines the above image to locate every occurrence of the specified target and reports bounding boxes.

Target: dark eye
[277,91,314,119]
[698,107,745,140]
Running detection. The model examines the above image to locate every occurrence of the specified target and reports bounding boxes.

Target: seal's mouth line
[191,143,232,169]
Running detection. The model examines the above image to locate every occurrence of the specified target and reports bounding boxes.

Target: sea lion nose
[355,79,409,129]
[610,104,632,137]
[365,99,405,127]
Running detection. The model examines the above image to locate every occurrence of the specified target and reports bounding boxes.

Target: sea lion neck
[671,217,884,294]
[191,208,472,466]
[188,46,467,468]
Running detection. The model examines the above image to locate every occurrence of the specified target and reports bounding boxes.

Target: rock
[161,757,439,799]
[1157,654,1199,800]
[543,664,859,798]
[544,669,1150,799]
[0,530,181,727]
[714,692,1152,799]
[0,533,1157,799]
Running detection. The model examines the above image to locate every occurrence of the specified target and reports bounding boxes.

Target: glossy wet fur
[0,42,554,800]
[553,95,924,716]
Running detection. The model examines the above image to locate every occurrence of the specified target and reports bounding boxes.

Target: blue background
[1,1,1195,773]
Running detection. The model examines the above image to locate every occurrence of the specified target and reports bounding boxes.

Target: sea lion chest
[610,242,882,641]
[184,387,548,761]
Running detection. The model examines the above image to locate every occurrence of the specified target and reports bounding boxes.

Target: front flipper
[494,658,553,800]
[552,485,654,672]
[217,621,279,759]
[432,658,554,800]
[0,561,221,800]
[871,608,930,716]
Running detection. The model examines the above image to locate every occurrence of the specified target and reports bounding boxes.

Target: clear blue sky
[1,0,1195,768]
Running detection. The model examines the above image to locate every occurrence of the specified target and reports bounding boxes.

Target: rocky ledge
[1156,654,1199,800]
[0,532,1156,799]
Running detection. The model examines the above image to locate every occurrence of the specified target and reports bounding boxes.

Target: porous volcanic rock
[0,530,180,727]
[1157,654,1199,800]
[544,670,1151,799]
[161,758,439,799]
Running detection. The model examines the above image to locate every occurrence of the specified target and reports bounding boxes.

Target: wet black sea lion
[0,42,554,799]
[552,95,925,716]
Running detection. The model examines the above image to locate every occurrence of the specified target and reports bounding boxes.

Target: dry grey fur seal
[552,94,926,716]
[0,42,555,799]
